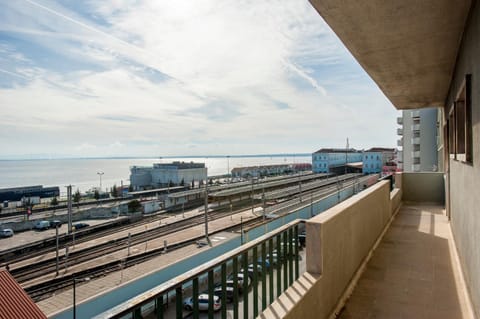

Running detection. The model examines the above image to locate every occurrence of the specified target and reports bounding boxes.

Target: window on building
[453,74,472,163]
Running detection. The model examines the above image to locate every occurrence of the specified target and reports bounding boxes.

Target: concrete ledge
[261,181,392,319]
[401,172,445,204]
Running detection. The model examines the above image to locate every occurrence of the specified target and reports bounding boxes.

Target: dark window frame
[451,74,473,164]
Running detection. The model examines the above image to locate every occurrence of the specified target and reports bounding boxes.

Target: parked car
[257,258,271,269]
[247,263,263,276]
[228,272,251,291]
[213,284,235,302]
[50,220,62,228]
[73,222,89,230]
[298,230,306,247]
[34,220,50,231]
[0,229,14,238]
[183,294,221,311]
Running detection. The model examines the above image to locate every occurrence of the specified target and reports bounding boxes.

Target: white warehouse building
[130,162,207,191]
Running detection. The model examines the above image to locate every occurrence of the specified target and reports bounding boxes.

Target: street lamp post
[97,171,104,191]
[227,155,230,183]
[73,277,90,319]
[204,180,211,245]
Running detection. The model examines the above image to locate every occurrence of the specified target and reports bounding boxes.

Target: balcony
[412,123,421,131]
[411,137,420,144]
[397,128,403,136]
[95,173,474,319]
[397,117,403,125]
[397,139,403,147]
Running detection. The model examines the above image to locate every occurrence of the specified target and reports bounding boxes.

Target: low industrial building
[231,163,311,179]
[130,162,207,191]
[0,185,60,204]
[312,148,363,173]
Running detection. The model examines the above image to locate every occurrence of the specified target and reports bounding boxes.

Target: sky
[0,0,399,159]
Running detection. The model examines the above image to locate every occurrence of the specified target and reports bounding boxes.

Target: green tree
[94,189,100,200]
[128,200,142,213]
[73,189,81,202]
[50,197,58,206]
[110,184,118,198]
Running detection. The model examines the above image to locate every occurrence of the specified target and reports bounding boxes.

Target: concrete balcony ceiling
[309,0,472,109]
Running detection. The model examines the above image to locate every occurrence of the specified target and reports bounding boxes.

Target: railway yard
[0,172,375,316]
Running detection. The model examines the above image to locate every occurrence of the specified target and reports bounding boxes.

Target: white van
[34,220,50,230]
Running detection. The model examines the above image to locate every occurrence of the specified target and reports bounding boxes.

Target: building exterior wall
[398,108,438,172]
[129,167,153,191]
[312,151,363,173]
[419,108,439,171]
[363,152,382,174]
[130,163,207,190]
[444,2,480,315]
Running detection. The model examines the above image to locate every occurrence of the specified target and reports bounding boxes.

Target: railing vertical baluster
[208,270,214,319]
[156,294,163,319]
[288,227,294,285]
[268,238,274,304]
[253,246,258,318]
[233,256,239,319]
[276,234,282,297]
[193,278,199,319]
[133,307,142,319]
[95,221,307,318]
[283,231,288,290]
[294,225,300,280]
[261,241,267,311]
[221,263,227,319]
[243,252,249,318]
[175,287,183,319]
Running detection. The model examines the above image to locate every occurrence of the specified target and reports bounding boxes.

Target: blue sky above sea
[0,0,399,160]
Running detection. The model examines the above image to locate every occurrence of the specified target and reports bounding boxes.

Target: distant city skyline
[0,0,399,159]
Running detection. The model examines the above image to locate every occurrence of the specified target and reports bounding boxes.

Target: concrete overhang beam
[309,0,471,110]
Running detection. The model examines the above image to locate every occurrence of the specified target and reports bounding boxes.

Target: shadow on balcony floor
[338,203,473,319]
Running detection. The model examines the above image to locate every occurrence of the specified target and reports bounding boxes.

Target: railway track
[12,205,251,285]
[25,217,261,302]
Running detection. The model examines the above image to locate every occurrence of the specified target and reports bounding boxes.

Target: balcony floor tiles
[338,203,473,319]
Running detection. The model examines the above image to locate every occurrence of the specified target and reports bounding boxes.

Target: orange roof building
[0,270,47,319]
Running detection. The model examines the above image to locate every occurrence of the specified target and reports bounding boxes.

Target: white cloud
[0,0,398,158]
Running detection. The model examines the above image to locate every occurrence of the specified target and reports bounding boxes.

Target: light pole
[73,277,90,319]
[227,155,230,183]
[204,180,211,246]
[97,171,104,191]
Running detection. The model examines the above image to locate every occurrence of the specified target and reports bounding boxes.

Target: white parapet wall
[261,180,393,319]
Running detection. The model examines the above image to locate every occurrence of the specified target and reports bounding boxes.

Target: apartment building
[397,108,439,172]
